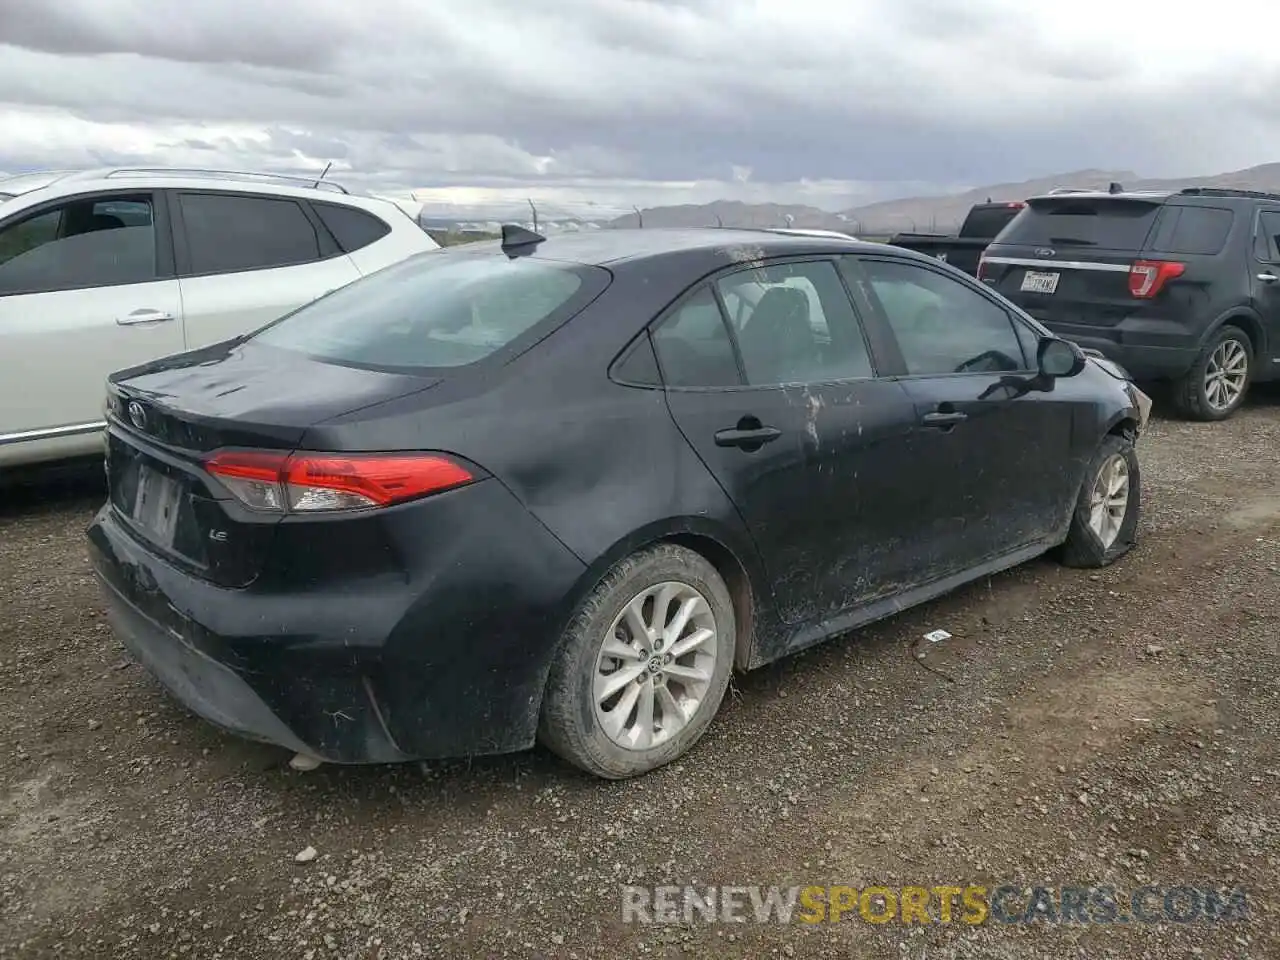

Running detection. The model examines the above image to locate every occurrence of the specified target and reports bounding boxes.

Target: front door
[846,255,1081,576]
[653,259,920,635]
[0,190,184,456]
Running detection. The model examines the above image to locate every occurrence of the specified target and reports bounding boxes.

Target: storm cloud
[1,0,1277,214]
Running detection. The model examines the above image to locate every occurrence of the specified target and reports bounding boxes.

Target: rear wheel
[1059,432,1141,569]
[538,544,735,779]
[1174,325,1253,421]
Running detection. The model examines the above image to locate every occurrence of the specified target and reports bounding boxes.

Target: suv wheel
[538,544,735,779]
[1175,324,1253,421]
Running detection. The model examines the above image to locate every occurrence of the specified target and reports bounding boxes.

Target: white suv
[0,167,440,469]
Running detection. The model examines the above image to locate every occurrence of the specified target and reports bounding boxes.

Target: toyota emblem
[127,400,147,431]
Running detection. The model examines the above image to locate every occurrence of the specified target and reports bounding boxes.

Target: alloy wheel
[1203,338,1249,411]
[593,581,719,751]
[1088,453,1130,549]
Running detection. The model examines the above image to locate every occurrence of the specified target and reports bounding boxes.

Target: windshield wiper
[1048,236,1096,245]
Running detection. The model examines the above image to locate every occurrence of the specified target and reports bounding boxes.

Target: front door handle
[1258,273,1279,283]
[117,309,176,326]
[922,410,968,428]
[715,423,782,449]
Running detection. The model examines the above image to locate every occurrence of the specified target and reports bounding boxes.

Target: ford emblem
[127,400,147,431]
[1034,247,1056,257]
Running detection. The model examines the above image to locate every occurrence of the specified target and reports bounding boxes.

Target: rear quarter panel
[305,251,775,643]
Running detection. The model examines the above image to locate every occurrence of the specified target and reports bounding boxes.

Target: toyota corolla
[88,227,1150,779]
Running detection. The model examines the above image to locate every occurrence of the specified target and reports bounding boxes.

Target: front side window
[179,193,321,275]
[715,260,873,385]
[0,194,158,295]
[252,252,601,370]
[858,258,1026,375]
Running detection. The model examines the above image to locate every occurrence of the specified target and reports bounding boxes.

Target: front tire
[1174,324,1253,421]
[538,544,735,779]
[1059,432,1141,569]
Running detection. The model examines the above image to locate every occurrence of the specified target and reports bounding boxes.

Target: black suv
[979,187,1280,420]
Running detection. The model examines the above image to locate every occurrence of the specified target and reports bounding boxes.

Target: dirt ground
[2,396,1279,960]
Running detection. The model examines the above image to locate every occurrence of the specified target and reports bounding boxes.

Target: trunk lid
[105,339,440,587]
[982,194,1166,328]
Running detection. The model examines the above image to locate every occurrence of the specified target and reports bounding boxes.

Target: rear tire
[538,544,735,779]
[1173,324,1253,422]
[1059,432,1141,569]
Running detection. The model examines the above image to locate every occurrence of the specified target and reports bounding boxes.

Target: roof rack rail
[1178,186,1280,203]
[90,167,352,194]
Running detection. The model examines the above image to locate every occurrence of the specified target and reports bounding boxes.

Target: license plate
[133,465,182,547]
[1020,270,1060,295]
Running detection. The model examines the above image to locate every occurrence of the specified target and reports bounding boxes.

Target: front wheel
[538,544,735,779]
[1058,432,1141,569]
[1174,325,1253,421]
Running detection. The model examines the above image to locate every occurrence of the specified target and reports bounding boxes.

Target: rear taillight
[205,451,474,513]
[1128,259,1184,299]
[976,256,990,281]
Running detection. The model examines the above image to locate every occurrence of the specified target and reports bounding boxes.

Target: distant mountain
[602,163,1280,236]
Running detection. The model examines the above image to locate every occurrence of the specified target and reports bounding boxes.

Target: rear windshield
[999,197,1163,250]
[959,204,1022,239]
[252,252,607,370]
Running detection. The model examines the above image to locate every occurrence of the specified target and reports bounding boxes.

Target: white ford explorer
[0,167,440,469]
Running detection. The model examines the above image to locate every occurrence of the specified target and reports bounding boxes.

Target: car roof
[462,227,885,267]
[1025,189,1173,203]
[0,167,411,217]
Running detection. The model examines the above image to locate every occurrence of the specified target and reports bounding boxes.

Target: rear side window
[252,253,603,370]
[179,193,321,275]
[1147,206,1234,256]
[652,287,742,387]
[999,198,1163,250]
[313,203,391,253]
[1255,211,1280,262]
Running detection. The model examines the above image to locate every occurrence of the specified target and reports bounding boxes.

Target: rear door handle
[922,411,968,428]
[117,309,176,326]
[714,425,782,448]
[1258,273,1279,283]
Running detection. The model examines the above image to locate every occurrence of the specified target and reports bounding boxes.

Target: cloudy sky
[2,0,1278,217]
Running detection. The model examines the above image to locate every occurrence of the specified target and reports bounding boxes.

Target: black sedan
[88,227,1150,779]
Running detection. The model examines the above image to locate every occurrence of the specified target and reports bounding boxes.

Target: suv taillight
[1128,259,1184,299]
[205,451,474,513]
[976,256,990,281]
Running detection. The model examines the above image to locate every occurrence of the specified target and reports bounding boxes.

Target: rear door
[171,191,362,350]
[652,258,922,634]
[1252,207,1280,373]
[845,254,1081,575]
[980,195,1164,332]
[0,190,184,457]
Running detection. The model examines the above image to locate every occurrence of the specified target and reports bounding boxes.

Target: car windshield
[252,251,605,371]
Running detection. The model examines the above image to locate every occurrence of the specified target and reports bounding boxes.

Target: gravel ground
[2,396,1279,959]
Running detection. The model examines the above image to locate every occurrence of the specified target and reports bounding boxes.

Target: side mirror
[1037,337,1086,378]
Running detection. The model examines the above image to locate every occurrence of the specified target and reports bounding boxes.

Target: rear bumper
[87,479,587,763]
